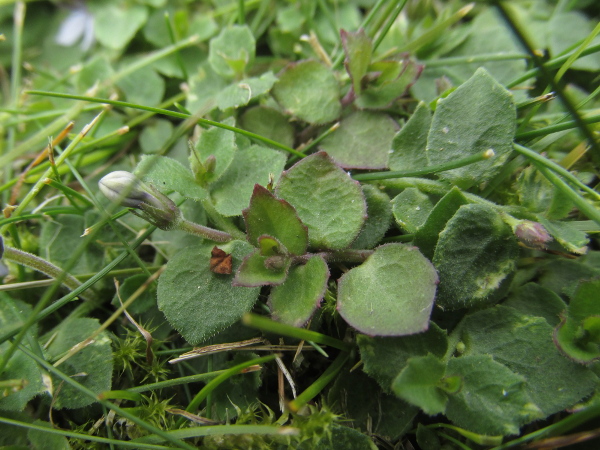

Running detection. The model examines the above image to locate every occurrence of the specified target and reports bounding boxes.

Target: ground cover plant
[0,0,599,448]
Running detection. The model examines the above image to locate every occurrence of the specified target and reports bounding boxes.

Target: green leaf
[90,2,148,50]
[555,278,600,363]
[539,260,600,299]
[503,283,566,327]
[44,318,113,409]
[425,68,516,189]
[391,354,448,415]
[319,111,398,169]
[139,119,174,154]
[239,106,295,150]
[276,152,366,250]
[208,25,256,79]
[210,145,287,217]
[338,244,438,336]
[269,255,329,327]
[351,185,392,250]
[157,241,260,345]
[355,59,422,110]
[433,204,519,310]
[341,29,373,96]
[216,72,278,111]
[243,184,308,255]
[233,247,290,287]
[193,117,238,185]
[28,420,70,450]
[445,355,542,436]
[0,297,44,412]
[358,323,448,392]
[186,62,229,114]
[391,188,435,233]
[414,187,471,259]
[537,217,589,254]
[272,60,341,124]
[461,305,597,417]
[115,65,165,108]
[135,155,207,201]
[388,102,431,171]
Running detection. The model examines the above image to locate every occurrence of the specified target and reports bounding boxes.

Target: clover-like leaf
[276,152,366,250]
[243,184,308,256]
[337,244,438,336]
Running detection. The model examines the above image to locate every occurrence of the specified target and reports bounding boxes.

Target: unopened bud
[514,220,552,249]
[99,171,182,230]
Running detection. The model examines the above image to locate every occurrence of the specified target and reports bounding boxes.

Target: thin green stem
[44,178,95,208]
[2,246,90,299]
[0,227,155,347]
[373,0,408,52]
[178,218,234,242]
[506,43,600,89]
[397,3,474,53]
[289,122,340,164]
[184,354,277,414]
[353,149,494,181]
[491,402,600,450]
[128,369,228,394]
[26,91,304,157]
[0,417,170,450]
[515,113,600,140]
[200,198,246,240]
[288,351,350,411]
[424,52,528,67]
[164,13,189,80]
[238,0,245,24]
[512,143,600,200]
[242,313,352,352]
[16,344,196,450]
[534,163,600,228]
[495,2,600,165]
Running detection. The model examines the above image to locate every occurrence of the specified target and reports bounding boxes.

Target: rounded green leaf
[135,155,207,201]
[337,243,438,336]
[233,248,291,287]
[433,204,519,310]
[319,111,398,169]
[276,152,366,250]
[157,241,260,345]
[425,68,516,189]
[239,106,295,150]
[91,2,148,50]
[272,60,341,124]
[351,185,392,250]
[269,255,329,327]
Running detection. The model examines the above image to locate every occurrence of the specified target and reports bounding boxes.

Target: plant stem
[288,351,350,411]
[495,1,600,165]
[242,313,352,352]
[534,163,600,228]
[2,246,91,299]
[26,91,305,157]
[512,143,600,200]
[200,199,246,240]
[515,113,600,140]
[177,218,234,242]
[184,354,277,415]
[424,52,528,67]
[353,149,494,181]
